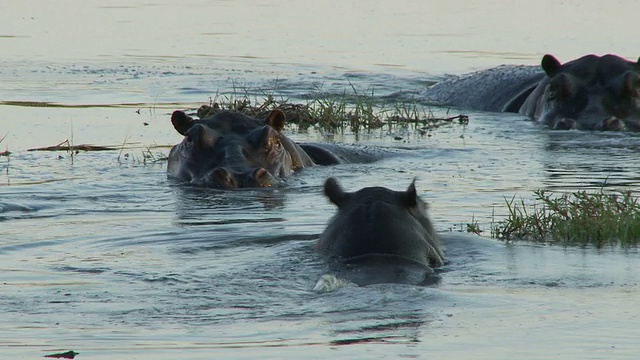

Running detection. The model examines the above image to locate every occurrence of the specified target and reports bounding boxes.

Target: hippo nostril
[255,167,268,179]
[212,167,228,175]
[212,167,237,188]
[553,118,577,130]
[253,167,274,187]
[603,116,625,131]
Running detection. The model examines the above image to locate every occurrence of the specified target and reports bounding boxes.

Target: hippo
[167,108,390,188]
[317,177,444,270]
[424,54,640,131]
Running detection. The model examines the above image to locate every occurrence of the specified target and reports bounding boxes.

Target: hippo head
[317,177,444,269]
[167,109,315,188]
[522,54,640,131]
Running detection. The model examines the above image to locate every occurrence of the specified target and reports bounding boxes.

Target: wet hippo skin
[317,177,444,270]
[167,109,391,189]
[425,54,640,131]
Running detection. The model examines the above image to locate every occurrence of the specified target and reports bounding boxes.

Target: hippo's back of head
[317,178,444,269]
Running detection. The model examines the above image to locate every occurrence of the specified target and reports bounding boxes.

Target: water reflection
[539,131,640,191]
[171,184,287,213]
[314,284,440,347]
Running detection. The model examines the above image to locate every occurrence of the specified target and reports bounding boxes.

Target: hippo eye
[548,89,557,101]
[265,136,282,151]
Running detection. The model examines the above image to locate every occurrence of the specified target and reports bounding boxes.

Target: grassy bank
[486,189,640,247]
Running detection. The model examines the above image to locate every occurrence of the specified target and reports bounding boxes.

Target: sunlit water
[1,1,640,359]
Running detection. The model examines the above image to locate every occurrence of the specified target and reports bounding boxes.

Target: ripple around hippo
[316,177,444,286]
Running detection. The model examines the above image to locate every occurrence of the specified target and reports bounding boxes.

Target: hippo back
[424,65,545,112]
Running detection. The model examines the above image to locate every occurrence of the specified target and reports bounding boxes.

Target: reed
[195,87,468,133]
[0,133,10,157]
[491,189,640,247]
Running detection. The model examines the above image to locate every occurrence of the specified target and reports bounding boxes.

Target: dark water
[2,1,640,359]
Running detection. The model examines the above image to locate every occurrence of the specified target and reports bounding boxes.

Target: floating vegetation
[193,87,468,134]
[44,350,79,359]
[27,140,117,152]
[118,146,168,164]
[491,189,640,247]
[0,133,9,157]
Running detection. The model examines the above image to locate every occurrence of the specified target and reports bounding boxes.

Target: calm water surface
[1,1,639,359]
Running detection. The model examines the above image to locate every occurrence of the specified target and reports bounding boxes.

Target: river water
[1,1,639,359]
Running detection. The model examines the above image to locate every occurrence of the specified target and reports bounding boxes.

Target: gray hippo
[168,108,389,188]
[317,177,444,270]
[425,54,640,131]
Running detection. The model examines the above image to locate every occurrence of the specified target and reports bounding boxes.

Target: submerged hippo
[168,108,386,188]
[317,177,444,270]
[425,54,640,131]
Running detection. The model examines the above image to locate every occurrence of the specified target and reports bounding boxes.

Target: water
[1,1,640,359]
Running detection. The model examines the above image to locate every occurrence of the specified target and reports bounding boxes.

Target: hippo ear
[171,110,195,136]
[399,178,418,208]
[324,177,349,208]
[196,104,219,119]
[541,54,563,78]
[264,109,286,132]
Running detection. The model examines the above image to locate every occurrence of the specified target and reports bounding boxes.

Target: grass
[486,189,640,247]
[196,86,468,134]
[0,133,10,157]
[116,135,168,164]
[15,87,465,166]
[28,140,116,152]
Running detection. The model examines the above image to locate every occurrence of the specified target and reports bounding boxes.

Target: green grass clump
[492,189,640,247]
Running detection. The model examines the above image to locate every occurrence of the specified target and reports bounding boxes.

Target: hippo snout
[602,116,626,131]
[201,166,278,189]
[248,168,279,188]
[552,118,577,130]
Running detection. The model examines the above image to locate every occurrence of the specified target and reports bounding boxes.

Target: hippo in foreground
[425,54,640,131]
[168,108,388,188]
[317,178,444,272]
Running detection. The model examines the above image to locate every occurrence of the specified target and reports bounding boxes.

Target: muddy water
[1,1,640,359]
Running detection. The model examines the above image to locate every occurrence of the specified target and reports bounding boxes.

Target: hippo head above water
[317,177,444,270]
[521,54,640,131]
[167,109,315,188]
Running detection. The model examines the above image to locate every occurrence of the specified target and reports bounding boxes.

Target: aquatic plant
[492,189,640,247]
[0,133,10,157]
[197,86,468,134]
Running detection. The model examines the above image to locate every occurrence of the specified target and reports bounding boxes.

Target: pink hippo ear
[541,54,563,78]
[324,177,349,208]
[171,110,195,136]
[264,109,286,132]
